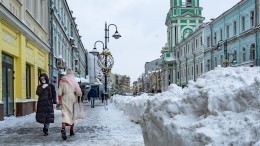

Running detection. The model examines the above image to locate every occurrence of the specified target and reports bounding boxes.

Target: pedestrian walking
[58,68,82,140]
[87,88,97,108]
[36,73,57,136]
[101,92,109,105]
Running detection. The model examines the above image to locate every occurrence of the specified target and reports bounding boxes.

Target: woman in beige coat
[58,68,82,140]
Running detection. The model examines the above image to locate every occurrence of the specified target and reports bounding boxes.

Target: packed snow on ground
[113,66,260,146]
[0,101,144,146]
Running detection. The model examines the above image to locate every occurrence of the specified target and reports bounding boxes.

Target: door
[2,54,14,116]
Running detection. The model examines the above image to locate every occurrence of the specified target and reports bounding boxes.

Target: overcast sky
[67,0,241,84]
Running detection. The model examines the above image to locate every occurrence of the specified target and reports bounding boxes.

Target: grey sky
[67,0,240,84]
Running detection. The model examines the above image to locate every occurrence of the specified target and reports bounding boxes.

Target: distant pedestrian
[80,85,85,102]
[36,73,57,136]
[101,92,109,105]
[101,92,104,103]
[88,88,98,108]
[58,68,82,140]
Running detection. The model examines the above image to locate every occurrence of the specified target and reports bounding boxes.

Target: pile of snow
[113,67,260,146]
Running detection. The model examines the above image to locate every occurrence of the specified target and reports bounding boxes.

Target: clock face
[183,29,193,39]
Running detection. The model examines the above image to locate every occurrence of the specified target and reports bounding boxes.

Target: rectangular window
[196,65,198,75]
[242,47,246,62]
[226,25,230,39]
[207,59,210,71]
[233,21,237,35]
[177,71,180,79]
[26,64,31,99]
[200,63,203,74]
[214,57,218,67]
[242,16,245,31]
[207,36,210,48]
[220,55,223,65]
[250,11,255,27]
[214,32,217,45]
[200,36,203,46]
[191,66,194,76]
[195,39,198,48]
[220,29,223,40]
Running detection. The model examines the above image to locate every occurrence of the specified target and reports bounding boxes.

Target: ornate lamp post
[90,22,121,94]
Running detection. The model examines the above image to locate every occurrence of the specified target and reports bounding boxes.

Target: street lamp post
[216,40,237,67]
[90,22,121,95]
[216,40,228,67]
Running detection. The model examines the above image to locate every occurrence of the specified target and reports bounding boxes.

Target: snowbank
[113,67,260,146]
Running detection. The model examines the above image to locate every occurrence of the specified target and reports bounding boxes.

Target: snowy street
[0,100,144,146]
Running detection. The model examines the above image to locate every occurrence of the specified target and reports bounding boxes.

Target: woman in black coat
[36,73,56,136]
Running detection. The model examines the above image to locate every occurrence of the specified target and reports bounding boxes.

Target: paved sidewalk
[0,100,144,146]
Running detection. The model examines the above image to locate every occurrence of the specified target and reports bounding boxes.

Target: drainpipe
[255,0,259,66]
[193,53,196,81]
[49,0,54,83]
[210,23,213,70]
[185,56,188,85]
[178,60,181,87]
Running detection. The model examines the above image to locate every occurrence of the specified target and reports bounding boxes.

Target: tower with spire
[161,0,205,90]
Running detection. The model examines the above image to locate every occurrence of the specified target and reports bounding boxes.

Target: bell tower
[166,0,204,50]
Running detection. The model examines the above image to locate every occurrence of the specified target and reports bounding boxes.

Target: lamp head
[232,59,237,64]
[90,47,99,56]
[112,31,121,39]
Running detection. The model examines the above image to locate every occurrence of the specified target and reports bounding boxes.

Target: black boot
[43,128,48,136]
[61,129,67,140]
[70,129,75,136]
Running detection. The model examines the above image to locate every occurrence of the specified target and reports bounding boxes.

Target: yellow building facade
[0,1,49,120]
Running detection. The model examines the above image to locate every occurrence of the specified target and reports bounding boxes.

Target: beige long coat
[58,81,82,125]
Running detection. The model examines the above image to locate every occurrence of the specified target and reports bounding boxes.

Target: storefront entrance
[2,53,14,116]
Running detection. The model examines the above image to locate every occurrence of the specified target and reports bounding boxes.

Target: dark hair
[39,73,49,84]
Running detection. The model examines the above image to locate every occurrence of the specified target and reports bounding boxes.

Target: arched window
[250,43,256,60]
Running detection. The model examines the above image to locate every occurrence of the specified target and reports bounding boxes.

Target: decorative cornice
[0,4,50,53]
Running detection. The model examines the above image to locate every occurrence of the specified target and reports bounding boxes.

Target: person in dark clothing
[87,88,97,108]
[80,85,85,102]
[36,73,57,136]
[101,92,109,105]
[101,92,104,103]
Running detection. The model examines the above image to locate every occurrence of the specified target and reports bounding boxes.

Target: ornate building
[161,0,204,89]
[161,0,260,89]
[49,0,87,90]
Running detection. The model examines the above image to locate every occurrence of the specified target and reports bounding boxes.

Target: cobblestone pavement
[0,100,144,146]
